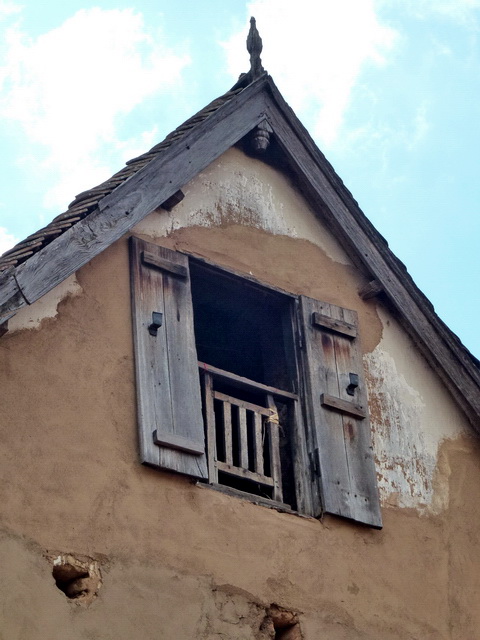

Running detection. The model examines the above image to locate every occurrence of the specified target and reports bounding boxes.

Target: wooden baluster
[266,394,283,502]
[203,371,218,484]
[238,407,248,469]
[252,411,264,475]
[223,401,233,465]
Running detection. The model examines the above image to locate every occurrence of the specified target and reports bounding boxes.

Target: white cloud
[0,1,21,20]
[403,0,480,24]
[223,0,397,147]
[0,226,18,255]
[0,8,190,210]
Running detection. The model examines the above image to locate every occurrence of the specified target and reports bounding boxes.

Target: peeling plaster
[8,275,82,331]
[134,147,351,266]
[365,306,466,514]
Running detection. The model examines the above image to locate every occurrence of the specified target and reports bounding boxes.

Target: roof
[0,33,479,434]
[0,87,243,273]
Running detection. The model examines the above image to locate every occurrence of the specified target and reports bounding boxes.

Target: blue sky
[0,0,479,357]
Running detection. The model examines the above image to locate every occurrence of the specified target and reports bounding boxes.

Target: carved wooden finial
[247,17,264,79]
[230,16,267,91]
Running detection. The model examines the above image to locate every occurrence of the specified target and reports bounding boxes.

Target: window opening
[190,261,297,507]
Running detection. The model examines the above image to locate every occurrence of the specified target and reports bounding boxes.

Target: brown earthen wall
[1,225,480,640]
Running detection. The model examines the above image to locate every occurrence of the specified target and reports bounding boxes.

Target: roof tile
[0,86,243,273]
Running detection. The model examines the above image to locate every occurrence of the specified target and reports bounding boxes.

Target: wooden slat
[153,431,204,455]
[320,394,366,419]
[333,306,382,527]
[142,251,188,278]
[252,412,264,475]
[223,401,233,466]
[290,398,315,516]
[312,312,357,338]
[199,362,298,400]
[213,391,271,416]
[238,407,249,469]
[131,237,171,469]
[301,297,351,519]
[200,482,292,512]
[266,394,283,503]
[216,461,274,487]
[203,371,218,484]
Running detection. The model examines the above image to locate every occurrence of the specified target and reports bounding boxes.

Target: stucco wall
[2,147,479,639]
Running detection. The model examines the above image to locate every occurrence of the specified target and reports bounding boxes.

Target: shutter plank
[335,307,382,527]
[130,238,171,469]
[301,298,351,518]
[300,296,382,527]
[130,237,207,479]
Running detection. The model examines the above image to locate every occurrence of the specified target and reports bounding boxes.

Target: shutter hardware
[148,311,163,336]
[346,372,359,396]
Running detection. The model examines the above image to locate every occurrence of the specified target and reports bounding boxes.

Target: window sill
[196,481,315,520]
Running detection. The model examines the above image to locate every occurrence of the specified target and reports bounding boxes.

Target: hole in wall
[51,554,102,605]
[259,604,303,639]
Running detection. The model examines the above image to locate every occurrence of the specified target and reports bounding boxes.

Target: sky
[0,0,479,357]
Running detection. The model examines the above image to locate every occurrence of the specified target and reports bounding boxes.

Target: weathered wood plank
[5,80,269,315]
[130,237,207,479]
[289,397,315,516]
[199,362,298,400]
[264,83,480,431]
[312,312,357,338]
[238,407,249,469]
[153,431,204,455]
[320,394,366,419]
[216,460,274,487]
[130,236,167,469]
[0,271,27,324]
[200,482,292,512]
[252,412,264,475]
[142,251,188,278]
[213,390,272,416]
[203,371,218,484]
[223,401,233,466]
[266,394,283,503]
[300,296,351,520]
[358,279,383,300]
[332,306,382,527]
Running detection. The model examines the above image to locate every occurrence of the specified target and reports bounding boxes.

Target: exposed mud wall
[1,147,479,639]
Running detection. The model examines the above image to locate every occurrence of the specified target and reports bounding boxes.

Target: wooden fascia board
[266,78,479,378]
[262,81,480,431]
[0,77,270,323]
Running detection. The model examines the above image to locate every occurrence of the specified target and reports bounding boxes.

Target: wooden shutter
[300,296,382,528]
[130,236,207,479]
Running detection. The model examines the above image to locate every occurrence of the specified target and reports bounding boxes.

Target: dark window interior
[190,260,295,391]
[190,260,298,507]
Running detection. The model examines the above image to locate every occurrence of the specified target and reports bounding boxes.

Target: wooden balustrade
[199,362,297,503]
